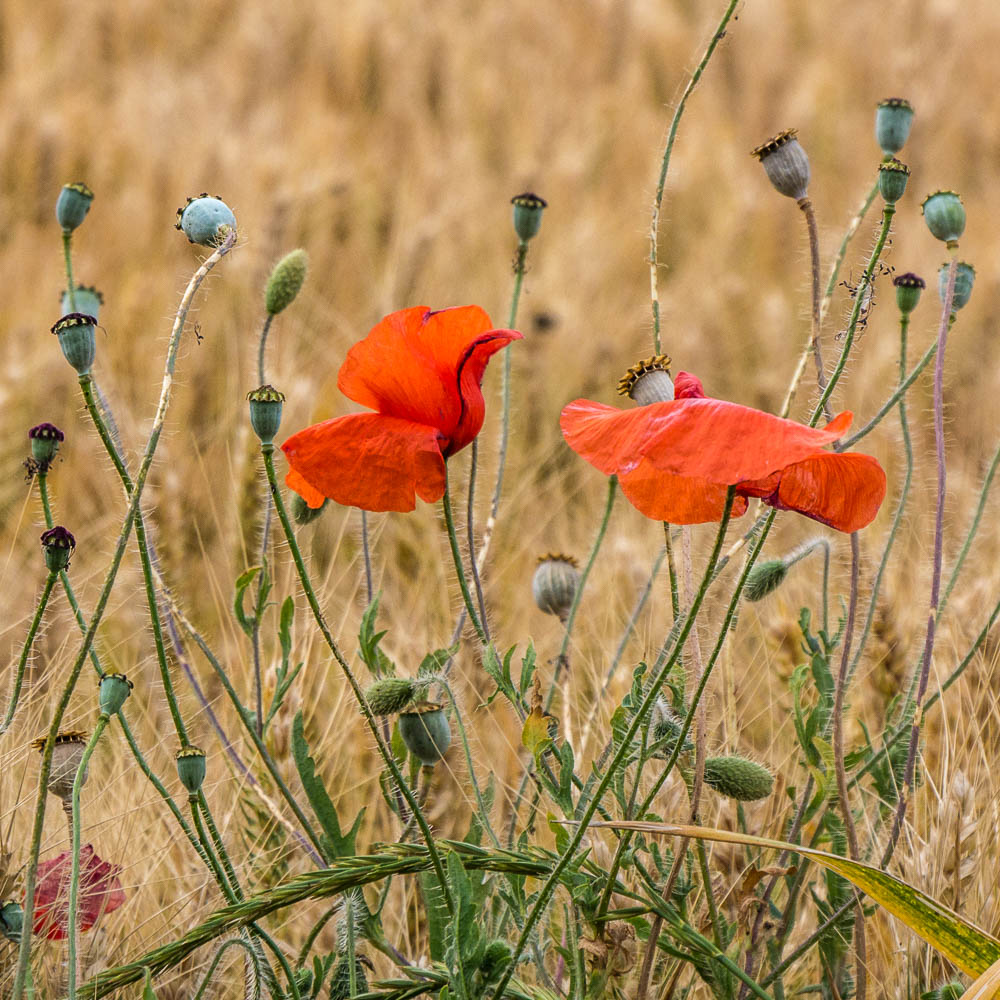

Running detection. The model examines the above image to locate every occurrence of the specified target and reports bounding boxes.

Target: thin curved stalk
[192,938,263,1000]
[441,479,488,644]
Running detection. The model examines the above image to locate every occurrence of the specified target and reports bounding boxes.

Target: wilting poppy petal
[620,460,749,524]
[285,468,327,510]
[33,845,125,940]
[282,413,448,513]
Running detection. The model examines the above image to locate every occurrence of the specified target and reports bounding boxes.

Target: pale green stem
[191,938,262,1000]
[61,232,76,312]
[360,510,374,606]
[190,797,239,904]
[441,479,488,644]
[257,313,275,388]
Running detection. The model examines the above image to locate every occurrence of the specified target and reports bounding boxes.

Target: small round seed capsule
[247,385,285,444]
[893,273,925,316]
[875,98,914,157]
[98,673,133,715]
[921,191,966,245]
[60,284,103,321]
[939,261,975,312]
[703,755,774,801]
[31,731,89,801]
[28,423,64,470]
[532,553,580,621]
[40,525,75,573]
[56,183,94,232]
[265,249,308,315]
[750,129,810,200]
[175,193,237,246]
[511,192,547,242]
[365,677,418,716]
[51,313,97,375]
[877,158,910,204]
[176,745,207,795]
[398,702,451,765]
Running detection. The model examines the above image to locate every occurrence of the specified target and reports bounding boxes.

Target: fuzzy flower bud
[40,526,75,573]
[744,560,788,602]
[617,355,674,405]
[532,553,580,621]
[0,899,24,942]
[175,194,237,246]
[61,284,103,321]
[28,423,64,469]
[247,385,285,444]
[56,183,94,232]
[704,755,774,801]
[751,129,810,200]
[398,702,451,765]
[921,191,966,245]
[176,746,207,795]
[511,192,547,243]
[875,98,914,157]
[939,261,975,313]
[893,273,925,316]
[265,249,308,315]
[292,493,329,525]
[31,731,89,801]
[98,673,133,715]
[365,677,418,715]
[51,313,97,375]
[877,158,910,204]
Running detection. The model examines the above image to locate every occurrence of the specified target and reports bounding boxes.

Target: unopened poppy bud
[921,191,965,245]
[479,940,513,982]
[28,423,64,469]
[744,560,788,602]
[98,673,133,715]
[365,677,418,715]
[56,183,94,231]
[704,755,774,801]
[0,899,24,942]
[247,385,285,444]
[922,985,967,1000]
[175,193,237,246]
[939,261,975,312]
[878,158,910,204]
[265,249,308,315]
[532,553,580,621]
[652,713,693,755]
[292,493,329,525]
[875,98,914,157]
[893,273,925,316]
[511,192,547,242]
[617,355,674,405]
[40,525,75,573]
[32,731,89,801]
[398,702,451,765]
[51,313,97,375]
[751,129,810,200]
[176,745,207,795]
[61,284,103,320]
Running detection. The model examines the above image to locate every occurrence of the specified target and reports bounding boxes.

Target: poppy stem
[257,312,275,387]
[797,197,833,422]
[360,510,374,606]
[441,479,489,644]
[61,231,77,312]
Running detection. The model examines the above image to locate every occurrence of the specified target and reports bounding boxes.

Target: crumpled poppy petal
[620,460,749,524]
[561,400,670,476]
[282,413,447,513]
[285,468,327,510]
[739,452,887,532]
[33,845,125,940]
[336,306,520,449]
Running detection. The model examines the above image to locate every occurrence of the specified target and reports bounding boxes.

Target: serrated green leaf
[518,643,537,699]
[419,645,460,676]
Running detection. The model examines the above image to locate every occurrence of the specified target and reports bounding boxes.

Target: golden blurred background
[2,0,1000,994]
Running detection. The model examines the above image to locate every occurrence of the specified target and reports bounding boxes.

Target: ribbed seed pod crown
[28,423,64,468]
[751,129,810,200]
[532,553,580,620]
[32,731,89,800]
[878,158,910,204]
[40,526,75,573]
[875,98,914,156]
[247,385,285,444]
[176,746,207,795]
[511,192,547,242]
[618,355,674,404]
[98,673,133,715]
[51,313,97,375]
[893,273,925,316]
[921,191,965,245]
[56,183,94,231]
[175,194,237,246]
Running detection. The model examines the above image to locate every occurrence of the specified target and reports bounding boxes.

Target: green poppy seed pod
[921,191,965,245]
[617,354,674,404]
[56,183,94,231]
[364,677,418,715]
[176,745,207,795]
[51,313,97,375]
[28,422,64,469]
[398,702,451,765]
[32,731,89,800]
[877,158,910,204]
[292,493,329,525]
[265,249,308,315]
[98,672,133,715]
[40,525,75,573]
[61,284,103,320]
[532,553,580,621]
[511,192,547,242]
[0,899,24,943]
[744,559,789,602]
[939,261,975,312]
[875,98,914,157]
[751,129,810,200]
[893,273,925,316]
[247,385,285,444]
[704,755,774,801]
[175,193,237,246]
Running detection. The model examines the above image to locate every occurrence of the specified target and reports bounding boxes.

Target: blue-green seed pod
[365,677,418,716]
[875,98,914,157]
[751,129,810,200]
[744,559,788,602]
[28,422,64,469]
[98,672,133,715]
[247,385,285,444]
[61,284,103,320]
[398,702,451,765]
[921,191,966,245]
[292,493,329,525]
[893,273,925,316]
[704,755,774,801]
[0,900,24,943]
[56,183,94,231]
[51,313,97,375]
[40,525,75,572]
[532,553,579,621]
[511,192,547,242]
[175,193,237,246]
[878,158,910,204]
[265,249,308,315]
[176,745,207,795]
[939,261,975,312]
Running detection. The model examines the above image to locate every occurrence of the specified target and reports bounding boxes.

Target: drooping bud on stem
[365,677,418,715]
[265,249,309,315]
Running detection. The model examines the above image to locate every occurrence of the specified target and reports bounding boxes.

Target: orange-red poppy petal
[282,413,447,513]
[285,468,328,510]
[619,460,749,524]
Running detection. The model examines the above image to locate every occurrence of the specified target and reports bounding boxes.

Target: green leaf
[278,595,294,664]
[234,566,262,637]
[521,706,554,763]
[420,869,450,963]
[419,645,460,676]
[359,593,394,676]
[142,967,158,999]
[291,713,364,860]
[518,643,537,699]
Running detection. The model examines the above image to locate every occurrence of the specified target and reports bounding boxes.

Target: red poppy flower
[561,371,886,532]
[32,844,126,940]
[282,306,521,513]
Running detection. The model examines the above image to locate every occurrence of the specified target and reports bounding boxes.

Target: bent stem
[798,197,832,421]
[441,479,489,644]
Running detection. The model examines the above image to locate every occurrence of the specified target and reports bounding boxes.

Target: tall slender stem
[441,480,488,644]
[798,197,832,421]
[62,232,77,311]
[257,313,275,387]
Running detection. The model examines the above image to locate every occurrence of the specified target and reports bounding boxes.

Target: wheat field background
[2,0,1000,995]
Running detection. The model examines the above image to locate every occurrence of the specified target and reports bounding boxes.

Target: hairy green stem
[257,312,275,387]
[191,938,263,1000]
[441,479,489,644]
[61,232,77,312]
